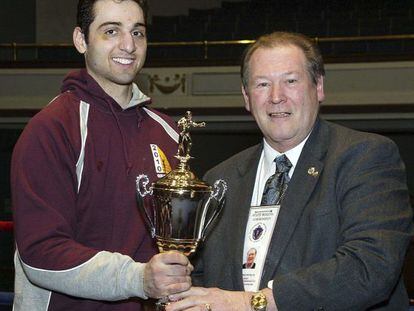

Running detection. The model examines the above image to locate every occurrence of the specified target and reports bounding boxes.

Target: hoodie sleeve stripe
[143,107,179,143]
[75,100,90,192]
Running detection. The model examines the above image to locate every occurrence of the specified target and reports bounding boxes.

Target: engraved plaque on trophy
[136,111,227,310]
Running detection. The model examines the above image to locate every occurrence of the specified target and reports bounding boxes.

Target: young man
[166,32,413,311]
[11,1,192,310]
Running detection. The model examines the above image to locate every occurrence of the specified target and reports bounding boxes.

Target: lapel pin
[307,167,319,177]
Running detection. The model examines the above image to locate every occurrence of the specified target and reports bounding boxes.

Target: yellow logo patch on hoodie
[150,144,172,178]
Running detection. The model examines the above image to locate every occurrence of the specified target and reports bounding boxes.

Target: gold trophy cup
[136,111,227,310]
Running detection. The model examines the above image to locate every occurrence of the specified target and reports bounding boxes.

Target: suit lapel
[260,119,329,287]
[229,144,263,290]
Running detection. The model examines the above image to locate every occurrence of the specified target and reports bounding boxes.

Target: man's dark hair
[77,0,148,43]
[241,31,325,88]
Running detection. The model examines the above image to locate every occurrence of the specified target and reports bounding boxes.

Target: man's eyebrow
[98,22,121,29]
[97,22,146,29]
[282,71,299,76]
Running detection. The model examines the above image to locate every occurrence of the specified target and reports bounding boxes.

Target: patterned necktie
[261,154,292,206]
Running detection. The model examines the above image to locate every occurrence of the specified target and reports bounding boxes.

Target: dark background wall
[0,0,241,44]
[0,0,36,43]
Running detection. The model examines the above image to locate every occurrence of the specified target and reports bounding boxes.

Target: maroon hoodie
[11,69,179,310]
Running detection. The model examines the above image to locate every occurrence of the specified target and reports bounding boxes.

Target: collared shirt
[250,135,309,206]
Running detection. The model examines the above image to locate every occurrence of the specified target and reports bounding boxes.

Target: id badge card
[242,204,280,292]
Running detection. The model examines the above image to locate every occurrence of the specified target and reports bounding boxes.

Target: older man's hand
[166,287,248,311]
[165,287,277,311]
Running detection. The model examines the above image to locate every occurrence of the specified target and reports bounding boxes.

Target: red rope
[0,221,13,232]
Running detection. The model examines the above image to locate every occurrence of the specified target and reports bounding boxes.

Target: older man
[167,32,413,311]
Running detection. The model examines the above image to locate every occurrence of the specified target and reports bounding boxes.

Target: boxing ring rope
[0,221,13,232]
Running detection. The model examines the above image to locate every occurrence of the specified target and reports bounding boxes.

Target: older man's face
[243,45,325,153]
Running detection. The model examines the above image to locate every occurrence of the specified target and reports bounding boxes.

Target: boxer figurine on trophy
[176,111,206,164]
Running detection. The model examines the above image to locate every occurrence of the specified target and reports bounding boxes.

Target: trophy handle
[136,174,156,238]
[199,179,227,241]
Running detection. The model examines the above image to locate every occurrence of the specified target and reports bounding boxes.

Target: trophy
[136,111,227,310]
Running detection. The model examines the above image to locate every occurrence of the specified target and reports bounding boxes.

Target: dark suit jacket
[194,119,413,310]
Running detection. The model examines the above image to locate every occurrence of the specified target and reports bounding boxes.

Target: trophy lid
[153,163,211,191]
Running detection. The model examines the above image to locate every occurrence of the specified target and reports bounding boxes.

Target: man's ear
[316,76,325,103]
[73,27,87,54]
[242,84,251,112]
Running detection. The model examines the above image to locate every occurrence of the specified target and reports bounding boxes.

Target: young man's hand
[143,251,193,298]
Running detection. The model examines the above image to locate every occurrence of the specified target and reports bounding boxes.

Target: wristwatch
[250,291,267,311]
